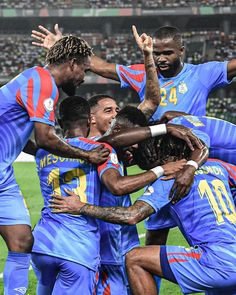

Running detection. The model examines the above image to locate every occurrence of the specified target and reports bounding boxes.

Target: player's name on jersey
[39,154,85,169]
[195,165,225,176]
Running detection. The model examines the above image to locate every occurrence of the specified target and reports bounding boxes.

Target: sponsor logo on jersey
[43,98,54,112]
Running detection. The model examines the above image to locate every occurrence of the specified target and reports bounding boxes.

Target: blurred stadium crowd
[0,0,236,123]
[1,31,236,77]
[1,0,236,9]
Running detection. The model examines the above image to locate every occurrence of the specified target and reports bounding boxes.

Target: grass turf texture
[0,163,204,294]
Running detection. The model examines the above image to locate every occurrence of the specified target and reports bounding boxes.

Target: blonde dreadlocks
[46,35,92,65]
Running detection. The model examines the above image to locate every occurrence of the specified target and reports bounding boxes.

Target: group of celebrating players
[1,22,236,295]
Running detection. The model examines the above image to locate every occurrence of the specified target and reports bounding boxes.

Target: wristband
[149,124,167,137]
[186,160,198,170]
[151,166,164,179]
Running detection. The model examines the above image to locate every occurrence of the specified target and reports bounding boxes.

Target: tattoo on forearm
[80,201,154,224]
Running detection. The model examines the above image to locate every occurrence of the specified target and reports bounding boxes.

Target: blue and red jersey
[116,62,229,120]
[0,66,58,189]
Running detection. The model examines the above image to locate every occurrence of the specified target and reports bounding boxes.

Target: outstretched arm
[31,24,119,81]
[34,122,109,164]
[50,190,154,225]
[100,123,203,151]
[132,26,160,120]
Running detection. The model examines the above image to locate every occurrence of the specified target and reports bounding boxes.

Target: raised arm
[50,189,154,225]
[132,26,160,120]
[34,122,109,164]
[31,24,119,81]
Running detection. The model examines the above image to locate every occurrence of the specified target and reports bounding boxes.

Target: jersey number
[160,87,177,106]
[48,168,87,202]
[198,179,236,225]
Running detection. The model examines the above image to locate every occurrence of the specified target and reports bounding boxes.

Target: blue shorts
[96,264,128,295]
[0,185,31,226]
[145,207,176,231]
[161,245,236,294]
[31,253,96,295]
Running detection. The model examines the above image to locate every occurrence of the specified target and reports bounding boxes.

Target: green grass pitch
[0,163,203,294]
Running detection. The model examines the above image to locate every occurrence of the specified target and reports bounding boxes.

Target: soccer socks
[3,251,30,295]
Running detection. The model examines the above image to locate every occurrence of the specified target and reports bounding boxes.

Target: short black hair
[88,94,115,110]
[59,96,90,124]
[115,105,148,127]
[134,134,191,170]
[153,26,182,46]
[46,35,92,65]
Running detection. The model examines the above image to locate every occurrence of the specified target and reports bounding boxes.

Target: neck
[64,127,87,139]
[46,64,66,87]
[89,126,103,138]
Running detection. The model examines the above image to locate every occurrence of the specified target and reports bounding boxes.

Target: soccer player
[88,94,120,137]
[32,96,186,295]
[0,35,110,295]
[50,135,236,295]
[31,24,236,120]
[88,95,140,294]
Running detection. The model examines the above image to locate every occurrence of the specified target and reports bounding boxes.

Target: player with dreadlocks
[0,35,109,294]
[50,133,236,295]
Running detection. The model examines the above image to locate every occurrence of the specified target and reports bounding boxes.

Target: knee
[125,247,140,269]
[10,232,34,252]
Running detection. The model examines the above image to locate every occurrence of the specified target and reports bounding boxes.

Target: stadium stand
[0,0,236,9]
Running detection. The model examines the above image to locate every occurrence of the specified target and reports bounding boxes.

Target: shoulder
[117,64,145,72]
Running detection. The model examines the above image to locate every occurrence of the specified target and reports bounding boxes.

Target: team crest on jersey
[43,98,54,112]
[110,153,118,164]
[178,82,188,94]
[143,186,154,195]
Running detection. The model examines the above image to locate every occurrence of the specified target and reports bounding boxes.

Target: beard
[158,57,182,78]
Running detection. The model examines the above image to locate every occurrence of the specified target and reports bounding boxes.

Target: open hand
[169,165,196,203]
[87,144,110,164]
[167,123,204,151]
[161,159,187,180]
[31,23,63,50]
[49,189,85,214]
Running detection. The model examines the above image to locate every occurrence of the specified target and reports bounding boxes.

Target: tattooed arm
[80,201,154,225]
[132,26,160,120]
[50,190,154,225]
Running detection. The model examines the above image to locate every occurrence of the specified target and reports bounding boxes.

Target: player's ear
[90,113,96,125]
[179,46,185,58]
